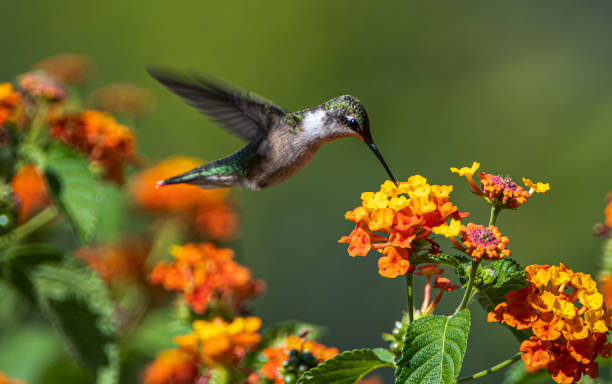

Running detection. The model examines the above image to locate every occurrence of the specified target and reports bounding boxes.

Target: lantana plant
[2,56,612,384]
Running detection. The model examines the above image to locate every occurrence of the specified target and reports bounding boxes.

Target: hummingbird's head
[320,95,398,184]
[322,95,371,142]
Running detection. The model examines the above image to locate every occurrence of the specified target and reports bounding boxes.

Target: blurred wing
[148,69,287,142]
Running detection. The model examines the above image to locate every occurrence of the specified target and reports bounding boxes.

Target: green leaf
[33,259,118,384]
[412,252,470,269]
[474,259,526,311]
[45,143,101,243]
[94,183,127,243]
[0,322,64,383]
[0,244,63,303]
[297,348,395,384]
[0,243,63,265]
[456,258,530,341]
[455,257,526,311]
[502,361,550,384]
[395,309,470,384]
[260,321,326,349]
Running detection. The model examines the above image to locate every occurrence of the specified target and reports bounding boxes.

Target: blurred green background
[2,1,612,383]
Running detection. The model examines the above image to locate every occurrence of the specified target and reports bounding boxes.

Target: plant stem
[489,206,501,226]
[456,206,501,313]
[456,352,521,383]
[406,272,414,324]
[457,258,480,312]
[0,205,58,249]
[25,102,48,146]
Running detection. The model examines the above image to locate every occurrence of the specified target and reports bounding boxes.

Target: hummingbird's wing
[148,69,287,143]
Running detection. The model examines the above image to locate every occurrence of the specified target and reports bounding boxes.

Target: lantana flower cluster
[258,335,339,384]
[151,242,265,315]
[438,222,511,261]
[0,83,21,128]
[10,164,50,222]
[18,70,67,102]
[339,176,467,278]
[144,317,262,384]
[130,157,239,241]
[49,110,138,182]
[175,317,262,365]
[488,264,612,384]
[142,349,198,384]
[451,162,549,209]
[75,238,150,283]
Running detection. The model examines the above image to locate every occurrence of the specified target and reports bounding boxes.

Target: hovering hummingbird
[148,70,397,190]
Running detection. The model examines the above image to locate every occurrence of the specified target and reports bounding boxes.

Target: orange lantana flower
[174,317,262,366]
[131,157,239,241]
[0,83,21,128]
[339,176,467,278]
[10,164,50,222]
[150,242,265,315]
[455,223,510,261]
[18,70,67,101]
[260,335,339,384]
[75,238,150,283]
[142,349,198,384]
[451,162,549,209]
[49,110,137,182]
[489,264,612,384]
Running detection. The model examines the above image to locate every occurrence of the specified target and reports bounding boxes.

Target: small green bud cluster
[387,319,407,355]
[281,349,319,384]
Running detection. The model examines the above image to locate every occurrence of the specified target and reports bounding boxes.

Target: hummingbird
[148,70,397,190]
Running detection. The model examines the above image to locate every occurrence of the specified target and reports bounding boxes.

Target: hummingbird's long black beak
[368,143,398,185]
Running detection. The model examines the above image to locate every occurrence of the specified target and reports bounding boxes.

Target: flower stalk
[0,205,58,249]
[456,352,521,383]
[457,206,502,312]
[406,272,414,323]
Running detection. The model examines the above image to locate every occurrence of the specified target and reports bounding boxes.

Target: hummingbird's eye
[346,117,360,132]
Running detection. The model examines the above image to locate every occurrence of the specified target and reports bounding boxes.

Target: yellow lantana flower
[433,219,461,238]
[450,162,480,177]
[522,178,550,194]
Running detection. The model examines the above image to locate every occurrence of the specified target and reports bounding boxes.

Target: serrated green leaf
[260,321,326,349]
[412,252,470,269]
[297,348,395,384]
[455,257,527,312]
[33,259,118,384]
[0,244,63,303]
[45,143,100,243]
[456,258,530,341]
[502,361,550,384]
[395,310,470,384]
